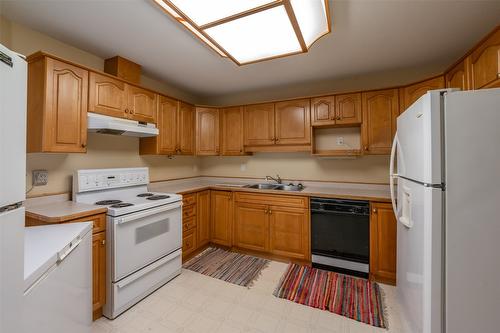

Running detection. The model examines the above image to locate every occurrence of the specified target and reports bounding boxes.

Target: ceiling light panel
[168,0,276,26]
[290,0,329,47]
[204,5,302,64]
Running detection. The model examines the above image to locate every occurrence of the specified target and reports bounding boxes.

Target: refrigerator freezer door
[396,90,445,185]
[0,207,24,333]
[0,43,26,208]
[444,88,500,333]
[397,178,443,333]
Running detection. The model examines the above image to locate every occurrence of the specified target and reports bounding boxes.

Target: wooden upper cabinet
[470,28,500,89]
[362,89,399,155]
[269,206,309,260]
[27,56,88,153]
[243,103,275,146]
[221,106,246,155]
[88,72,127,118]
[197,190,211,247]
[370,202,397,285]
[400,76,445,112]
[178,102,195,155]
[274,99,311,145]
[335,93,362,125]
[311,96,335,126]
[446,58,471,91]
[196,107,220,156]
[139,95,177,155]
[210,191,233,247]
[126,85,156,123]
[234,202,270,253]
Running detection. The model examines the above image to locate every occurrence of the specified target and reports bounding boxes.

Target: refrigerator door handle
[390,132,399,217]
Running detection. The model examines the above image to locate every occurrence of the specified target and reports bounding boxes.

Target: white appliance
[0,42,27,333]
[390,88,500,333]
[73,167,182,319]
[24,223,92,333]
[87,112,159,137]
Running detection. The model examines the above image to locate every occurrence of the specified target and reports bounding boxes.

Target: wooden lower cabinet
[369,202,397,285]
[269,206,310,260]
[210,191,233,247]
[234,202,270,252]
[182,193,198,259]
[197,190,211,247]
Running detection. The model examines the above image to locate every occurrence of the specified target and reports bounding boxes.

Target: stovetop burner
[110,203,134,208]
[95,200,122,205]
[137,193,154,197]
[146,195,170,200]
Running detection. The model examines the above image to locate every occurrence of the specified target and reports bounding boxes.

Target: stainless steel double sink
[245,183,304,192]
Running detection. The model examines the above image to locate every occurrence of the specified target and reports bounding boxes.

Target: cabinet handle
[101,239,106,246]
[337,117,341,120]
[81,143,87,148]
[268,210,272,215]
[373,208,377,213]
[125,109,129,113]
[364,146,369,151]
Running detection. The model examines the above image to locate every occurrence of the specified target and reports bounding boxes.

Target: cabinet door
[311,96,336,126]
[243,103,275,146]
[400,76,445,112]
[269,206,309,260]
[470,29,500,89]
[197,190,211,247]
[369,202,397,285]
[92,232,106,315]
[221,106,246,155]
[126,85,157,123]
[335,93,362,125]
[234,202,269,252]
[275,99,311,145]
[182,228,197,258]
[361,89,399,155]
[157,95,178,154]
[44,58,88,153]
[88,72,126,119]
[446,58,471,91]
[178,102,195,155]
[196,107,220,156]
[210,191,233,246]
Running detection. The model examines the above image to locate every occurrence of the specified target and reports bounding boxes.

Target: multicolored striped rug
[273,264,387,328]
[183,247,269,287]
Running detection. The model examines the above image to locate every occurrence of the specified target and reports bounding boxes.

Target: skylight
[153,0,331,65]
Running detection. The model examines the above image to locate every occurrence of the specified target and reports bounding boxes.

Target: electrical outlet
[32,170,48,186]
[240,164,247,172]
[336,136,344,146]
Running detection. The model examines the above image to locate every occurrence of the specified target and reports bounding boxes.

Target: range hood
[87,112,159,137]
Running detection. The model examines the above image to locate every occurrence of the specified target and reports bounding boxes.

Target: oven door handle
[115,201,182,225]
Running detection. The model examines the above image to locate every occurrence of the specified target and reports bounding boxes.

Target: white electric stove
[73,167,182,319]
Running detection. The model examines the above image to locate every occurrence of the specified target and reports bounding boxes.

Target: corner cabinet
[178,102,196,155]
[196,107,220,156]
[369,202,397,285]
[27,55,88,153]
[221,106,247,156]
[361,89,399,155]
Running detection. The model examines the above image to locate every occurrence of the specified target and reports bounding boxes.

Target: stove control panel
[74,168,149,192]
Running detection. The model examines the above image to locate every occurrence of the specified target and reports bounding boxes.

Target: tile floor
[92,261,411,333]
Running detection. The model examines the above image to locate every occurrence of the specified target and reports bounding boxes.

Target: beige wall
[2,16,391,197]
[200,154,390,184]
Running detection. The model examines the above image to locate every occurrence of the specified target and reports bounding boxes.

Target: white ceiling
[1,0,500,105]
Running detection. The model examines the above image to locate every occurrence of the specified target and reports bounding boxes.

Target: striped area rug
[183,247,269,287]
[273,264,387,328]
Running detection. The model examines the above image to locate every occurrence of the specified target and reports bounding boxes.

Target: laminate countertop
[25,201,107,223]
[149,177,392,202]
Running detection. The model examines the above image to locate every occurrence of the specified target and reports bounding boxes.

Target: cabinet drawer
[182,216,197,233]
[182,229,197,256]
[235,192,308,209]
[73,213,106,234]
[183,194,197,206]
[183,204,196,219]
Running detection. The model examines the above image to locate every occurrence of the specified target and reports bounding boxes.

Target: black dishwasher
[311,197,370,278]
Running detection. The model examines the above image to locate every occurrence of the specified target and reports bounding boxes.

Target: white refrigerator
[390,88,500,333]
[1,43,92,333]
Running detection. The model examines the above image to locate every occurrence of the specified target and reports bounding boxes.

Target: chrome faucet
[265,174,282,184]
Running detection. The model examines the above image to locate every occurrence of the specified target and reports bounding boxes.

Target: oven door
[111,201,182,282]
